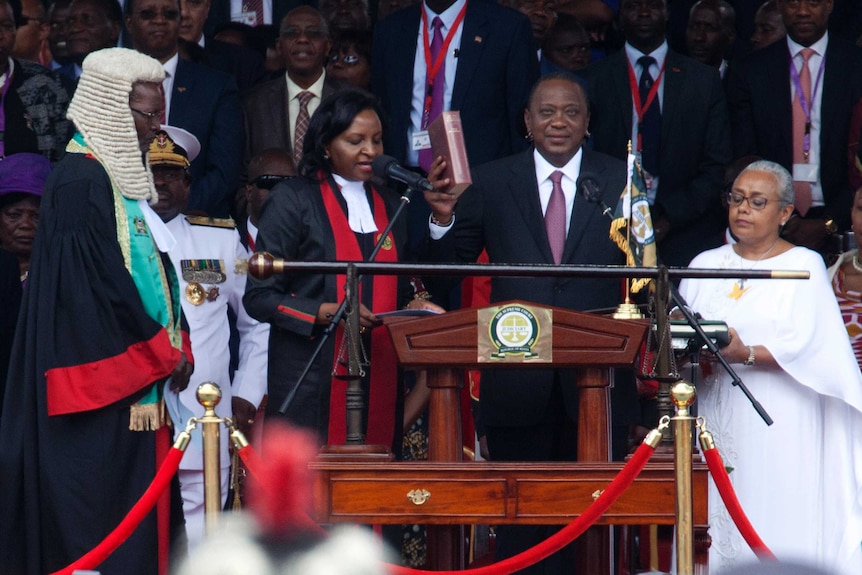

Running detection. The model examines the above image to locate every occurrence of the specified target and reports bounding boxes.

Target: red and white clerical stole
[318,172,399,448]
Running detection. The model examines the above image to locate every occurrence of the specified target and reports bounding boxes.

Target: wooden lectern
[311,301,709,572]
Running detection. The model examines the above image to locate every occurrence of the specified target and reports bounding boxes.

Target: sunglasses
[251,175,295,190]
[329,54,360,65]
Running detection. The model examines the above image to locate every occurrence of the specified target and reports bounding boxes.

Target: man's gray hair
[739,159,794,206]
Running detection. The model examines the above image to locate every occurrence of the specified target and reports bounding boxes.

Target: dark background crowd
[4,0,862,256]
[4,0,862,573]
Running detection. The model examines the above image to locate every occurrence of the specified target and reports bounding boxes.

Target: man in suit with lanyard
[727,0,862,256]
[371,0,538,258]
[585,0,732,267]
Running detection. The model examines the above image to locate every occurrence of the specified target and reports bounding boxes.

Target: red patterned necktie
[293,91,314,165]
[244,0,263,25]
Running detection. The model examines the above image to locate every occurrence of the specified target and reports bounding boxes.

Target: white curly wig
[67,47,165,202]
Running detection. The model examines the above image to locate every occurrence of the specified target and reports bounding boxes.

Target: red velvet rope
[388,441,657,575]
[49,445,185,575]
[235,444,328,536]
[702,445,776,560]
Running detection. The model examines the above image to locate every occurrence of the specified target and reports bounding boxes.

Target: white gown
[680,245,862,574]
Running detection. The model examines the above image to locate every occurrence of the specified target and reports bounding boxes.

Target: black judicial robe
[0,154,186,575]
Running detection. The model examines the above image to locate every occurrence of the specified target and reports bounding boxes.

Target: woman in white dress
[678,160,862,574]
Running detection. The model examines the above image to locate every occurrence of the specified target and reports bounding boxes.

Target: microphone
[372,155,434,192]
[578,177,613,219]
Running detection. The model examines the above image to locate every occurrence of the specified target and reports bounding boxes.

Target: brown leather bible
[429,111,472,195]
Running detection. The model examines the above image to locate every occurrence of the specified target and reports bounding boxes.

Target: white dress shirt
[625,40,668,203]
[787,32,828,207]
[162,52,179,120]
[407,0,467,166]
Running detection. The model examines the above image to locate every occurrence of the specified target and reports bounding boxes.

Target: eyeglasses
[251,175,295,190]
[130,106,162,121]
[134,9,181,21]
[329,53,360,65]
[281,26,326,40]
[726,192,775,210]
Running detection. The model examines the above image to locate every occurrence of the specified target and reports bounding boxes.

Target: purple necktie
[418,16,445,172]
[546,171,566,264]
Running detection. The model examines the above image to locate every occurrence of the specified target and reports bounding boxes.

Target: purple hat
[0,153,52,198]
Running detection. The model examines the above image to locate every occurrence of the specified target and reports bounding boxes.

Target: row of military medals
[182,259,225,305]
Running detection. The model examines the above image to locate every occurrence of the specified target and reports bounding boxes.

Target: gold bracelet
[743,345,756,366]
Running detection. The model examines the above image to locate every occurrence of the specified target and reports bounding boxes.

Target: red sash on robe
[318,172,400,448]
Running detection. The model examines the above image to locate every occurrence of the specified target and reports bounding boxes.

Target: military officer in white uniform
[149,126,269,549]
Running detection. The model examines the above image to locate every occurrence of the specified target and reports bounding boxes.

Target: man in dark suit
[371,0,538,258]
[126,0,244,217]
[178,0,265,91]
[242,6,346,170]
[727,0,862,247]
[585,0,732,267]
[424,74,629,573]
[61,0,122,85]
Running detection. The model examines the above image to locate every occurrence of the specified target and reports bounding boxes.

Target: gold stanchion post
[196,382,223,534]
[672,381,696,575]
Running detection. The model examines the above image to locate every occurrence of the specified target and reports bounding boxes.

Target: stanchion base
[318,444,394,462]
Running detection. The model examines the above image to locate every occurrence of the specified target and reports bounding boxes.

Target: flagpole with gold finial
[613,140,644,319]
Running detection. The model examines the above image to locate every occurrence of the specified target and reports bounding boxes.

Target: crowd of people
[2,0,862,574]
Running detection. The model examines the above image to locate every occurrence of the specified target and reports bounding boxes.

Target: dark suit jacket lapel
[660,51,685,151]
[451,1,487,110]
[506,150,554,263]
[169,59,195,125]
[821,41,844,154]
[268,78,289,149]
[769,43,794,160]
[610,51,633,137]
[393,7,422,137]
[562,150,604,263]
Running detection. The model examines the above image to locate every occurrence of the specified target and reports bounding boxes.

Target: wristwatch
[743,346,756,366]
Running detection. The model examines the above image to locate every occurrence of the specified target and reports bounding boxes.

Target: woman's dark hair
[329,28,373,63]
[298,88,387,178]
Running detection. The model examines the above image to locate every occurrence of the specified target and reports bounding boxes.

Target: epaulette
[185,215,236,229]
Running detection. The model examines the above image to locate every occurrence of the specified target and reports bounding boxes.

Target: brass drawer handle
[407,489,431,505]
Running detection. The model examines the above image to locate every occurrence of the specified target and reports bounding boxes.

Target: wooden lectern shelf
[312,301,709,573]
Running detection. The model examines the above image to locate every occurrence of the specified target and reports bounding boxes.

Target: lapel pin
[474,36,482,43]
[672,67,681,72]
[177,86,187,92]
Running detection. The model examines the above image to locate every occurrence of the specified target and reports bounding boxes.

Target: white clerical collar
[332,174,377,233]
